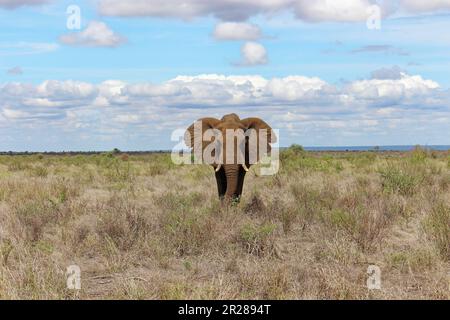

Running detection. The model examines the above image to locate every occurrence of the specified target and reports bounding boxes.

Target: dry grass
[0,148,449,299]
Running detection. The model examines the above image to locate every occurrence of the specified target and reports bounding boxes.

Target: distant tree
[281,144,307,161]
[288,144,305,154]
[112,148,121,154]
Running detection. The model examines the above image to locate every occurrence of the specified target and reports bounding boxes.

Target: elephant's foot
[220,195,241,207]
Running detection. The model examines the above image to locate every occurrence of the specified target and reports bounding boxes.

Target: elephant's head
[184,113,276,202]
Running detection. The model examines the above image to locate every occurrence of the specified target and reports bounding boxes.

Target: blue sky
[1,0,450,151]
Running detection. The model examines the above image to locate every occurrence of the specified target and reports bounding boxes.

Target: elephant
[184,113,276,203]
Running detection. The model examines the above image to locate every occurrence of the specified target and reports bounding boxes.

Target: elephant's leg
[236,167,246,201]
[214,167,227,199]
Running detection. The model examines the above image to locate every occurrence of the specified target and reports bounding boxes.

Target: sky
[0,0,449,151]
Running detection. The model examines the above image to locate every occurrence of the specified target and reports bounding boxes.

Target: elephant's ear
[241,117,277,162]
[184,117,221,150]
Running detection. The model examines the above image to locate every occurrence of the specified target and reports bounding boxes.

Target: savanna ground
[0,146,449,299]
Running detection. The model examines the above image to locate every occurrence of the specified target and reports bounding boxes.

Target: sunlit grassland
[0,147,449,299]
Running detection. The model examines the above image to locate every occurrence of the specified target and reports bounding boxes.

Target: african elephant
[184,113,276,203]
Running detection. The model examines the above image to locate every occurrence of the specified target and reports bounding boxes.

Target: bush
[144,154,176,177]
[238,222,276,256]
[410,145,429,164]
[280,144,306,161]
[379,163,423,196]
[324,204,390,251]
[287,144,305,154]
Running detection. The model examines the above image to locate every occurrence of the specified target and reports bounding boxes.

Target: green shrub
[333,160,344,172]
[142,154,176,176]
[287,144,305,154]
[379,163,423,196]
[280,144,306,162]
[238,222,276,256]
[328,209,357,233]
[410,145,429,164]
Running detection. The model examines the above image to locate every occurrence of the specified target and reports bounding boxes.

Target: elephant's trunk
[223,164,241,200]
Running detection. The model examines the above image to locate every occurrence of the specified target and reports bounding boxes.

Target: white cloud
[399,0,450,12]
[2,0,449,21]
[293,0,373,22]
[98,0,291,21]
[0,0,49,9]
[1,72,449,149]
[239,42,268,66]
[97,0,450,23]
[213,22,262,40]
[1,73,444,112]
[36,80,97,98]
[97,0,376,22]
[1,73,445,117]
[59,21,126,48]
[347,74,440,101]
[98,80,127,97]
[23,98,61,108]
[2,108,29,119]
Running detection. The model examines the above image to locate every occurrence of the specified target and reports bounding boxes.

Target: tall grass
[423,202,450,261]
[0,149,448,299]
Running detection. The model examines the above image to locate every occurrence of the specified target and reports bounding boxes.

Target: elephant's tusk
[215,164,222,172]
[242,163,249,172]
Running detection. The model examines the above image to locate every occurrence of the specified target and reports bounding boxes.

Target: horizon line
[1,144,449,154]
